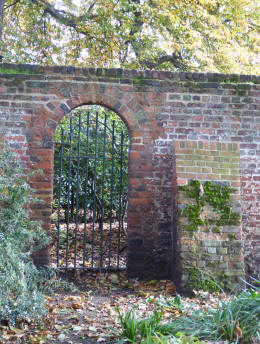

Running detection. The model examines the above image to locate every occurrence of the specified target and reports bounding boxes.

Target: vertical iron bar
[117,132,124,268]
[91,113,99,268]
[56,129,64,267]
[108,121,115,267]
[65,117,73,271]
[82,113,90,269]
[74,114,81,270]
[99,113,107,269]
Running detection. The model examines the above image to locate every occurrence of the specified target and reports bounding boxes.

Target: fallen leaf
[89,326,97,332]
[57,333,67,341]
[233,321,243,341]
[71,302,82,309]
[72,325,84,331]
[146,279,158,286]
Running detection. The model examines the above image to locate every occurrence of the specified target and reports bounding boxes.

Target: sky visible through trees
[0,0,259,74]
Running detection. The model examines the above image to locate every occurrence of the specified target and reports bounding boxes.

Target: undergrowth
[0,150,78,327]
[0,150,50,325]
[117,281,260,343]
[186,266,226,293]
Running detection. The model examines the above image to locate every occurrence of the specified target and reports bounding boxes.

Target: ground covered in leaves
[0,272,236,344]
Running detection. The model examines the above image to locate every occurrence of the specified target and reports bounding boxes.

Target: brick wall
[0,63,259,289]
[175,141,243,288]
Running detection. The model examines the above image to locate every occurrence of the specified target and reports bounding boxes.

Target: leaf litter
[0,271,233,343]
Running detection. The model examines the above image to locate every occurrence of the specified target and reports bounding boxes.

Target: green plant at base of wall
[186,266,225,293]
[180,180,241,236]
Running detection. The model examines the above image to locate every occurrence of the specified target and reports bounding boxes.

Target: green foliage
[180,180,241,236]
[215,287,260,342]
[117,307,139,342]
[186,267,225,293]
[117,306,174,343]
[117,305,202,343]
[0,150,49,325]
[153,294,183,310]
[117,294,202,343]
[2,0,259,74]
[117,282,260,343]
[168,285,260,342]
[38,267,79,294]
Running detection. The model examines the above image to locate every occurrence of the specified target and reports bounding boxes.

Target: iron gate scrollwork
[53,109,129,271]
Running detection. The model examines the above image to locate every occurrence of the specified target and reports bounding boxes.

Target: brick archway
[27,83,173,280]
[1,64,259,288]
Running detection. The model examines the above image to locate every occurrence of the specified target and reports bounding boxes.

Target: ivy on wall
[179,180,241,235]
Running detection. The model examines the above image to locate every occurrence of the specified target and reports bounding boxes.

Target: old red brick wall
[0,64,259,287]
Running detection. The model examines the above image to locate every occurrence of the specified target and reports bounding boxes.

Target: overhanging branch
[31,0,96,34]
[141,53,188,70]
[4,0,20,11]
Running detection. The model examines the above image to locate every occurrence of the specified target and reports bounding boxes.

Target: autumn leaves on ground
[0,272,231,343]
[1,270,259,344]
[0,273,176,343]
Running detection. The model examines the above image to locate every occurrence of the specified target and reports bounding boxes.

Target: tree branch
[125,0,187,70]
[5,0,187,70]
[31,0,96,34]
[141,53,188,70]
[4,0,20,11]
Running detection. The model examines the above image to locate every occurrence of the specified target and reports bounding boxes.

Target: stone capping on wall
[0,63,260,84]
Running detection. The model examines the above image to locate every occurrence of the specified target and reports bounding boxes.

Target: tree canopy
[1,0,259,73]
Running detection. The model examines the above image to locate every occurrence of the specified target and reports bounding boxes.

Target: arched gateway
[0,63,259,289]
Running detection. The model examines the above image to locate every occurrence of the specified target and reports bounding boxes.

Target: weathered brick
[0,64,258,288]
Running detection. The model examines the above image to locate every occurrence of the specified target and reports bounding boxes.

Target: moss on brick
[0,67,33,75]
[180,180,241,236]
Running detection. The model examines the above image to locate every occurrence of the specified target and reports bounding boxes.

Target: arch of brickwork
[0,63,259,289]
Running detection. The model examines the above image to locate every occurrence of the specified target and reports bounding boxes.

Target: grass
[117,280,260,343]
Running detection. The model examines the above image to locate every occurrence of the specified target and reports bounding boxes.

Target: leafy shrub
[0,150,49,325]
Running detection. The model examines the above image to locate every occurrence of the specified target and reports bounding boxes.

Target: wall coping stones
[0,63,259,84]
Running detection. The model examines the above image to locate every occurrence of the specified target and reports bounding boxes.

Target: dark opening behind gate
[51,106,129,271]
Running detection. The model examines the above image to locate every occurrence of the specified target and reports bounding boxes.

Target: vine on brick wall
[180,180,241,235]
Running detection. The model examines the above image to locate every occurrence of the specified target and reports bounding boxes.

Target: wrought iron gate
[53,109,129,271]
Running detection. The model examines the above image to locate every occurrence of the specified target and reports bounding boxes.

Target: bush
[0,150,49,325]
